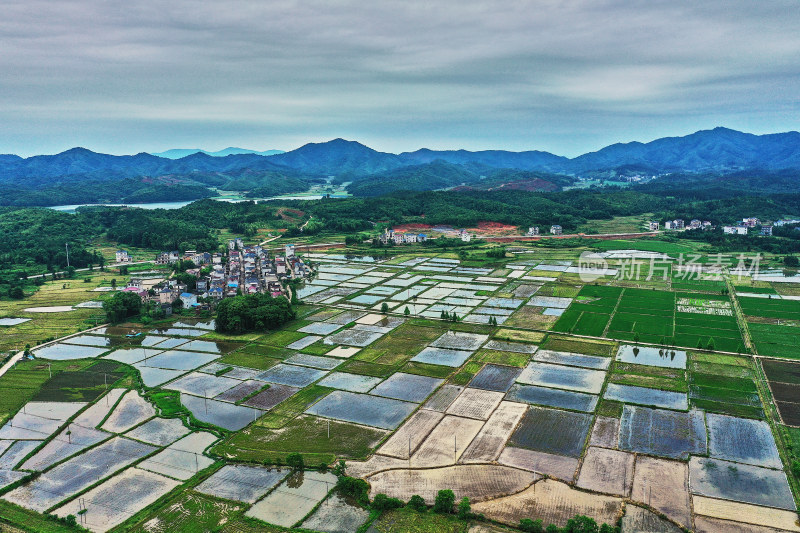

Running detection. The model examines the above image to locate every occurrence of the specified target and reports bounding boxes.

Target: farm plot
[616,345,686,369]
[165,372,240,398]
[576,447,635,496]
[469,365,522,392]
[618,406,706,459]
[378,409,444,459]
[689,456,795,510]
[181,394,262,431]
[706,414,781,468]
[20,425,109,472]
[497,446,578,481]
[195,464,287,503]
[750,322,800,359]
[326,346,361,358]
[409,346,472,368]
[53,468,180,533]
[762,359,800,425]
[589,416,620,449]
[446,388,504,420]
[300,492,370,533]
[284,353,341,370]
[286,335,323,350]
[68,388,122,426]
[506,384,597,412]
[101,390,155,433]
[142,336,188,349]
[4,436,157,512]
[533,350,610,371]
[124,417,188,447]
[484,340,537,354]
[138,431,217,480]
[509,406,592,457]
[62,334,119,348]
[103,347,162,365]
[323,327,384,347]
[689,372,763,419]
[430,331,489,351]
[603,383,687,410]
[138,350,219,371]
[0,441,41,471]
[179,340,242,354]
[134,365,185,387]
[472,479,623,529]
[517,362,606,394]
[306,390,416,430]
[34,343,108,361]
[630,456,691,528]
[317,372,382,393]
[214,380,265,403]
[460,402,527,463]
[0,401,86,440]
[298,322,342,335]
[692,497,800,532]
[423,384,463,412]
[410,415,485,467]
[257,364,328,388]
[367,464,537,504]
[621,506,684,533]
[370,372,443,402]
[245,471,337,528]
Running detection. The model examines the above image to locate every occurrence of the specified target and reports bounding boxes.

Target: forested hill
[2,127,800,206]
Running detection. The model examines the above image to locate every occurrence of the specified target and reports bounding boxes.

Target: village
[112,240,312,313]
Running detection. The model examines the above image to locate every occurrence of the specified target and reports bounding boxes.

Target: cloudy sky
[2,0,799,157]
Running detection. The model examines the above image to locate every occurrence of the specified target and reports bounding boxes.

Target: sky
[2,0,799,158]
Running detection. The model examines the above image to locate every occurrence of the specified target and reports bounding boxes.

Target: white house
[179,292,197,307]
[115,250,131,263]
[723,225,748,235]
[648,221,660,231]
[285,244,296,257]
[550,225,563,235]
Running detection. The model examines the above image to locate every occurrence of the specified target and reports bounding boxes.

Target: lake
[47,195,343,213]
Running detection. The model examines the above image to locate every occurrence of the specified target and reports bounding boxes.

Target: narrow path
[726,274,753,353]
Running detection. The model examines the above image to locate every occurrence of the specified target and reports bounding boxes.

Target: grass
[472,349,530,367]
[367,507,469,533]
[0,271,129,353]
[214,415,386,464]
[493,329,545,344]
[610,373,688,392]
[355,325,443,366]
[0,358,95,420]
[238,344,294,359]
[145,389,188,417]
[339,360,397,378]
[123,491,246,533]
[218,352,282,370]
[257,329,307,347]
[0,500,82,533]
[596,399,624,418]
[541,334,616,356]
[401,362,455,379]
[255,385,334,429]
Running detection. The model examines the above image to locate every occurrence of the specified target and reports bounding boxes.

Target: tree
[110,278,117,290]
[9,287,23,299]
[785,256,799,268]
[404,306,410,316]
[332,459,346,477]
[286,453,304,471]
[215,293,296,333]
[102,291,142,323]
[457,497,471,519]
[372,493,404,511]
[707,337,715,351]
[381,302,389,314]
[433,489,455,514]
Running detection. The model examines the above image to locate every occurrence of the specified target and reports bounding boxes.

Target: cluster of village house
[648,217,800,236]
[114,241,309,312]
[379,225,566,245]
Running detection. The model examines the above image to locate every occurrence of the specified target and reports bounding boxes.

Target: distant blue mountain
[150,147,284,159]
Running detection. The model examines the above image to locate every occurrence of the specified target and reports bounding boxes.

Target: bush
[286,453,304,471]
[372,493,404,511]
[520,518,544,532]
[433,489,455,514]
[564,515,599,533]
[457,496,471,519]
[337,476,369,505]
[317,461,328,473]
[408,494,427,512]
[546,525,561,533]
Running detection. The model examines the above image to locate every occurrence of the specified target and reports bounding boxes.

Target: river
[47,195,336,213]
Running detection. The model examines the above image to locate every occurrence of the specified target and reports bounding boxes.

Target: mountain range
[1,127,799,206]
[150,147,285,159]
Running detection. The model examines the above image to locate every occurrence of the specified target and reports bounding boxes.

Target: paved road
[26,260,155,280]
